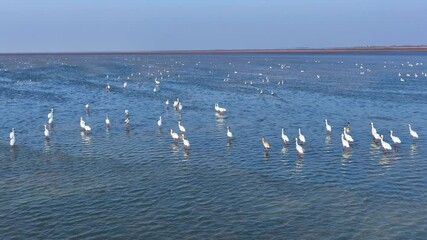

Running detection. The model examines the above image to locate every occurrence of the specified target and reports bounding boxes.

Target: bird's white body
[214,103,227,113]
[390,131,401,144]
[341,134,350,149]
[372,131,381,142]
[105,115,110,127]
[9,128,15,146]
[182,135,190,149]
[408,124,419,139]
[157,116,162,127]
[227,126,233,138]
[325,119,332,133]
[380,135,392,152]
[44,125,49,138]
[298,128,306,144]
[85,104,90,112]
[281,128,289,144]
[173,99,179,108]
[295,138,304,155]
[170,129,179,141]
[80,117,86,129]
[165,99,170,107]
[47,108,53,119]
[343,128,354,142]
[178,121,186,133]
[125,117,130,125]
[370,122,377,136]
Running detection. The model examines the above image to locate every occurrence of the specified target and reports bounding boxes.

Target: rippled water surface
[1,53,427,239]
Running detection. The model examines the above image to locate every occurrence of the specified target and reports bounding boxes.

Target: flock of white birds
[4,58,425,158]
[7,96,420,157]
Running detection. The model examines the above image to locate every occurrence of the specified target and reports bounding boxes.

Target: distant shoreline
[1,46,427,55]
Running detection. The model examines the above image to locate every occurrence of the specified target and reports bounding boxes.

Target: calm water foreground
[0,53,427,239]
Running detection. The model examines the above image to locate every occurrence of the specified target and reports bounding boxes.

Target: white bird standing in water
[84,123,91,132]
[178,121,186,133]
[341,133,350,149]
[105,115,110,127]
[173,98,180,109]
[227,126,233,138]
[44,124,49,139]
[298,128,306,144]
[370,123,381,142]
[389,130,401,145]
[85,104,90,113]
[343,127,354,142]
[295,138,304,155]
[408,124,419,142]
[48,108,54,119]
[80,117,86,129]
[125,110,129,118]
[325,119,332,133]
[157,116,162,127]
[182,134,190,149]
[261,137,270,151]
[380,135,392,153]
[165,99,170,107]
[281,128,289,145]
[9,128,15,146]
[215,103,227,113]
[170,129,179,142]
[48,108,54,124]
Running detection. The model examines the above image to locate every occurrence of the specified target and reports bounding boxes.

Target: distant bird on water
[9,128,15,146]
[389,130,401,145]
[341,134,349,149]
[298,128,306,144]
[105,115,110,127]
[44,124,49,139]
[157,116,162,127]
[227,126,233,138]
[261,137,270,151]
[295,138,304,155]
[343,127,354,142]
[182,134,190,149]
[408,124,419,142]
[170,129,179,142]
[380,135,392,153]
[324,119,332,133]
[178,121,186,133]
[214,103,227,114]
[281,128,289,145]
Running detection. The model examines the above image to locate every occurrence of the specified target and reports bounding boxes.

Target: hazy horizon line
[1,45,427,55]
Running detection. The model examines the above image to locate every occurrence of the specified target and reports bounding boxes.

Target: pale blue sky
[1,0,426,53]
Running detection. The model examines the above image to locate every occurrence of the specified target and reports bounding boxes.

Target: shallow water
[0,53,427,239]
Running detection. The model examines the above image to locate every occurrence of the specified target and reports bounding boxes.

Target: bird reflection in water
[325,135,331,145]
[342,150,352,163]
[80,131,91,144]
[263,151,270,159]
[295,157,303,171]
[215,112,226,126]
[379,153,396,166]
[409,143,417,157]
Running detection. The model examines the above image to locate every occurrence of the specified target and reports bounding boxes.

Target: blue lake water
[0,53,426,239]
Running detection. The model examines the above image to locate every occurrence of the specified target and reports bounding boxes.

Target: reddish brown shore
[1,46,427,55]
